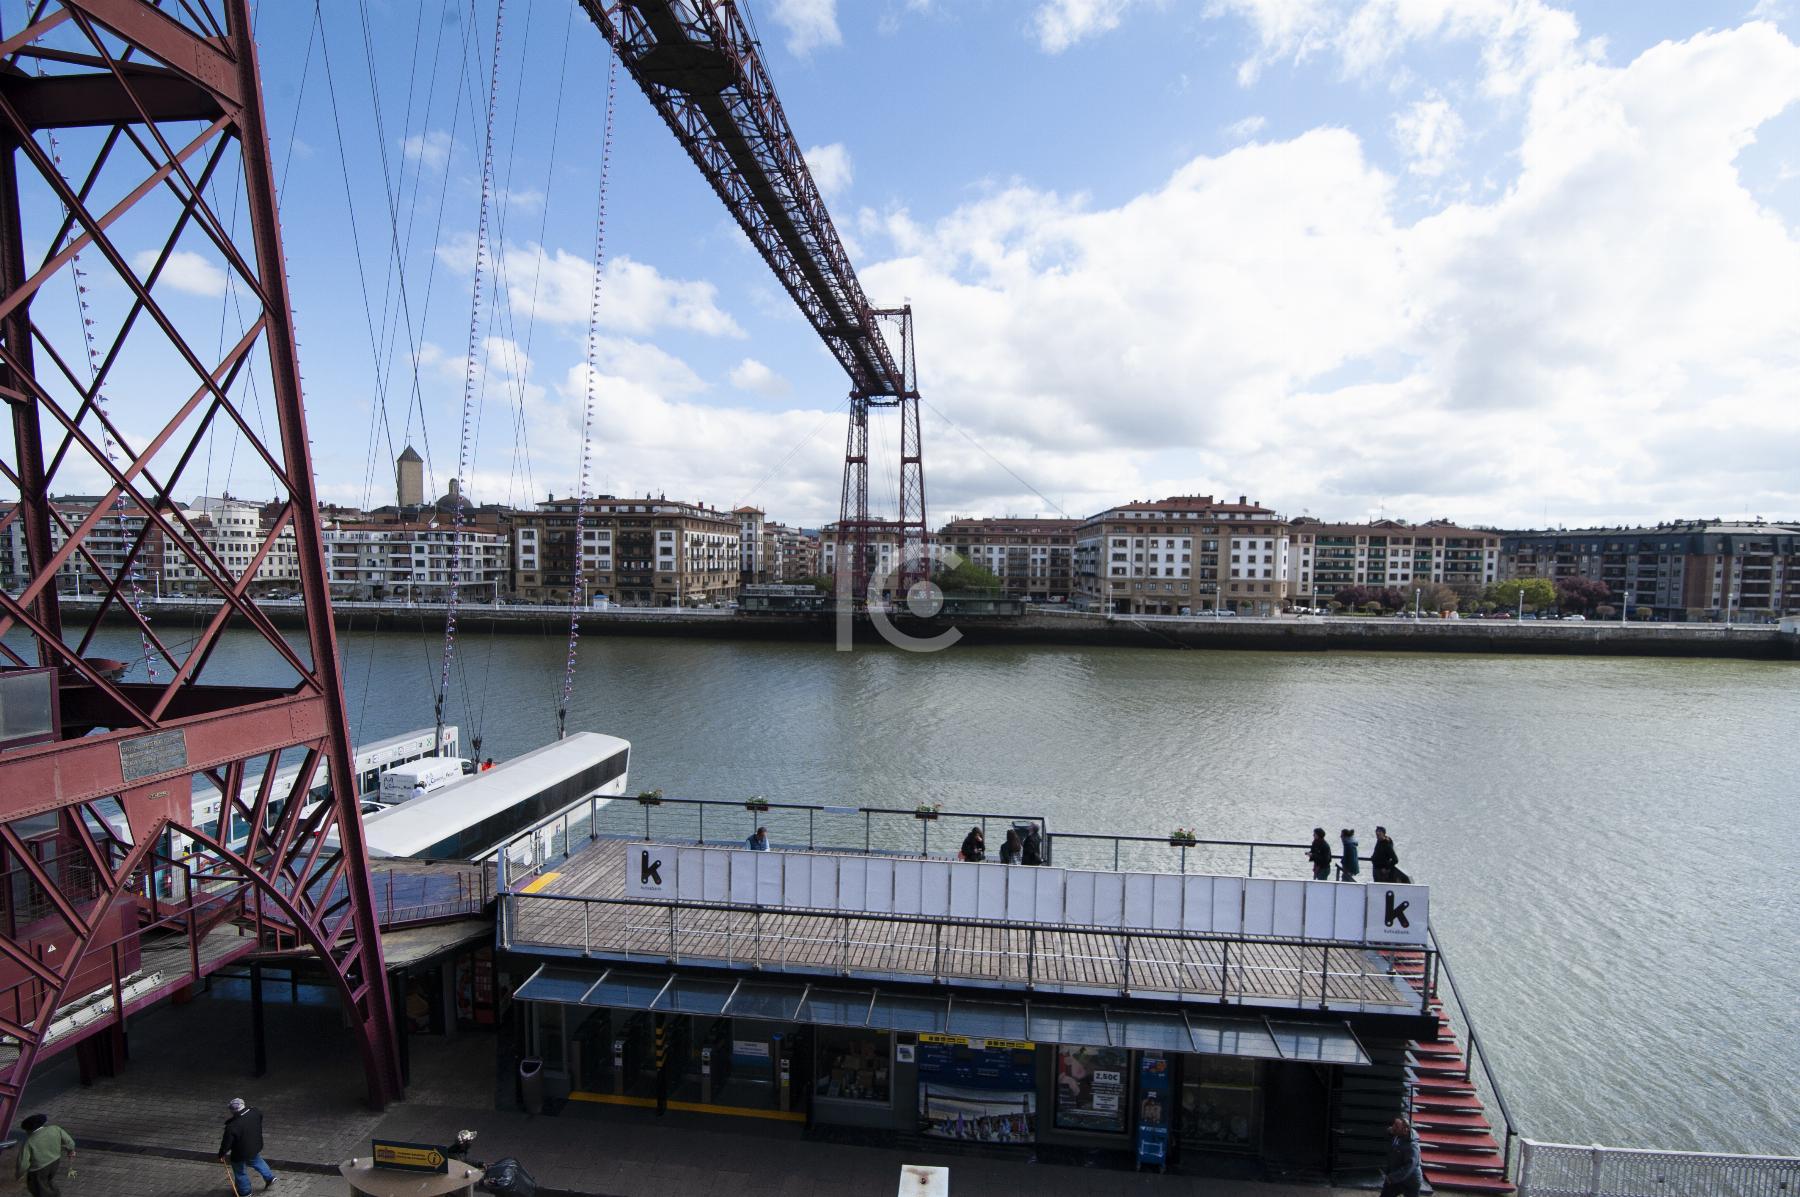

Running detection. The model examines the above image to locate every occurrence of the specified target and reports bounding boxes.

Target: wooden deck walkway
[507,840,1416,1011]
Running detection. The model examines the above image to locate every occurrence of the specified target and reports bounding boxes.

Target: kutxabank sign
[622,844,1429,946]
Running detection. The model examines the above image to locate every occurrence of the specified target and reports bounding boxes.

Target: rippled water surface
[91,626,1800,1154]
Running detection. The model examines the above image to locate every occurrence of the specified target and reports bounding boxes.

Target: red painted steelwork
[579,1,930,599]
[0,0,400,1129]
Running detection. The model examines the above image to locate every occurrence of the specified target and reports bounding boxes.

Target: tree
[1487,577,1556,612]
[932,558,1004,594]
[1554,576,1613,613]
[1415,581,1460,613]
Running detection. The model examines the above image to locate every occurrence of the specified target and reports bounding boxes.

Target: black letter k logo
[640,850,662,887]
[1384,889,1410,929]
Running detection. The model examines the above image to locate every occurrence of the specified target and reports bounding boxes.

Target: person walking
[1380,1116,1422,1197]
[999,828,1023,865]
[746,827,769,851]
[14,1114,74,1197]
[1371,826,1405,883]
[218,1098,275,1196]
[1308,828,1333,880]
[960,826,985,862]
[1339,829,1361,881]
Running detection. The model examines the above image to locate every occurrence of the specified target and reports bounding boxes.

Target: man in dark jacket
[218,1098,276,1196]
[1020,825,1043,866]
[1370,826,1400,882]
[1308,828,1333,880]
[1380,1116,1422,1197]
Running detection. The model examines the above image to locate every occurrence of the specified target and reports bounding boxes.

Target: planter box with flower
[636,789,664,806]
[745,795,770,813]
[1169,827,1197,847]
[915,802,942,821]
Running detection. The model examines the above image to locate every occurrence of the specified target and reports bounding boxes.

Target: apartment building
[766,523,819,582]
[937,516,1078,601]
[0,495,182,596]
[1287,519,1501,606]
[734,506,767,585]
[322,522,510,600]
[512,495,739,607]
[157,495,299,594]
[1074,495,1289,616]
[818,523,903,595]
[1502,522,1799,621]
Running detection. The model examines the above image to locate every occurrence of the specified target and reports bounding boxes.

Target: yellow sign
[372,1140,447,1172]
[917,1033,1035,1051]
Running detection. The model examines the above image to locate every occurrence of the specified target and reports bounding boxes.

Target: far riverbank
[61,597,1800,660]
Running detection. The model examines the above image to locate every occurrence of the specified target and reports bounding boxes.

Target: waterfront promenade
[15,989,1361,1197]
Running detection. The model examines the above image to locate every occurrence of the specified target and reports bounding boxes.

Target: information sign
[371,1139,449,1174]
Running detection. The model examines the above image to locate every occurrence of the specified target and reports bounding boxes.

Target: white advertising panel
[729,851,758,905]
[1005,866,1036,921]
[1363,882,1430,945]
[756,852,784,906]
[865,857,895,913]
[1181,875,1211,931]
[702,849,730,902]
[1271,880,1305,937]
[948,862,978,918]
[1033,868,1064,925]
[783,852,814,908]
[1242,877,1275,935]
[1091,872,1125,928]
[976,864,1007,920]
[893,859,924,915]
[624,842,674,899]
[838,856,868,913]
[1210,877,1244,935]
[1063,870,1095,925]
[1150,874,1182,931]
[808,854,837,909]
[921,860,951,916]
[1123,873,1155,930]
[676,848,705,901]
[1303,881,1337,940]
[1333,883,1364,941]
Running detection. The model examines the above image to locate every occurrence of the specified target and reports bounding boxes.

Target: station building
[494,807,1457,1182]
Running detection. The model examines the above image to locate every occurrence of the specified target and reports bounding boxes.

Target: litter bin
[518,1057,545,1115]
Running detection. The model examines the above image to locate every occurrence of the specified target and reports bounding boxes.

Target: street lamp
[1622,589,1631,625]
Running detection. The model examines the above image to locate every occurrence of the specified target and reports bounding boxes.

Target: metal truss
[0,0,400,1129]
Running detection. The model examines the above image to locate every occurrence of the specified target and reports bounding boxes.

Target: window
[815,1027,890,1104]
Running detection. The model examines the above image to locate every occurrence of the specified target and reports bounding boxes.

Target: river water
[82,625,1800,1154]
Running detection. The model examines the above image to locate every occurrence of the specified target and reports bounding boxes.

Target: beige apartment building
[767,522,819,582]
[322,522,510,600]
[937,516,1078,601]
[1074,495,1290,616]
[512,495,739,607]
[818,523,901,593]
[1287,519,1502,606]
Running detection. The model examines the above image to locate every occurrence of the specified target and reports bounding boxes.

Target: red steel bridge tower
[582,0,930,602]
[0,0,400,1129]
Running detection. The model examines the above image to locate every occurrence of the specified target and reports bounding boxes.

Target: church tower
[396,445,424,507]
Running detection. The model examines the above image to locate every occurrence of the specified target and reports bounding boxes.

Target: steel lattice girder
[0,0,401,1127]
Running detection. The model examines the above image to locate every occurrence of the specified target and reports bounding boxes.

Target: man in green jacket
[14,1113,75,1197]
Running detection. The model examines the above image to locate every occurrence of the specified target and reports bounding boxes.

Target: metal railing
[1046,831,1322,878]
[503,888,1432,1012]
[1428,926,1522,1177]
[1518,1140,1800,1197]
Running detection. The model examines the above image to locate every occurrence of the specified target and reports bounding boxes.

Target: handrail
[1517,1139,1799,1197]
[1429,925,1522,1177]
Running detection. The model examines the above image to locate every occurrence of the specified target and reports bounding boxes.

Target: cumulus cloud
[1393,95,1464,176]
[804,143,854,198]
[133,249,227,297]
[767,0,841,55]
[729,358,791,396]
[402,129,452,170]
[1225,114,1268,140]
[1033,0,1143,52]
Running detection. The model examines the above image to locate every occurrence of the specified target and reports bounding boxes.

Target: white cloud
[402,129,452,170]
[767,0,841,55]
[1033,0,1141,53]
[804,143,854,198]
[133,249,226,297]
[729,358,791,396]
[1225,114,1268,140]
[1393,95,1464,176]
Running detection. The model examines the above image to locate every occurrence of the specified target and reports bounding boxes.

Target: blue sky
[223,0,1800,527]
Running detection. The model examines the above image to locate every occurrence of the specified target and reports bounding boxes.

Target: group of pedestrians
[7,1098,276,1197]
[1309,826,1408,883]
[959,824,1043,865]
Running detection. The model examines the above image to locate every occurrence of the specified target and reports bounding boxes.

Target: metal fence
[1518,1140,1800,1197]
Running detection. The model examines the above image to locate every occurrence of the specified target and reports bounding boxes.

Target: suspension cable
[436,0,507,754]
[557,48,619,743]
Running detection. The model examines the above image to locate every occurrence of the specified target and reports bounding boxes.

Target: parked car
[1563,614,1586,621]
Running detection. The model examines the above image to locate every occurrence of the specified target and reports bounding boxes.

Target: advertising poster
[1055,1044,1128,1133]
[1136,1051,1172,1169]
[919,1085,1036,1143]
[913,1034,1037,1090]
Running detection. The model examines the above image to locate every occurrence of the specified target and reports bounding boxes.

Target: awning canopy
[513,966,1371,1066]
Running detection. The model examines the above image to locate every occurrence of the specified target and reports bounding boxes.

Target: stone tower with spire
[396,445,424,508]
